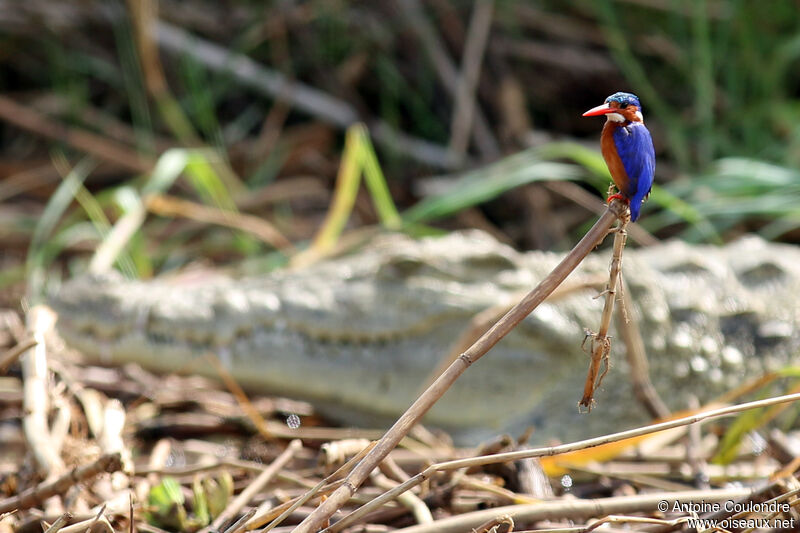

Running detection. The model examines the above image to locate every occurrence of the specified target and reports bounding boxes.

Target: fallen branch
[290,200,627,533]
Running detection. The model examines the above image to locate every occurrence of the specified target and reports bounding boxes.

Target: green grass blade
[184,151,238,212]
[73,183,138,279]
[311,125,364,252]
[536,142,612,190]
[402,149,583,224]
[355,124,402,229]
[26,157,96,301]
[89,187,147,275]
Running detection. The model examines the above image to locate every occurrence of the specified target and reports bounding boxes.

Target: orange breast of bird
[601,121,630,196]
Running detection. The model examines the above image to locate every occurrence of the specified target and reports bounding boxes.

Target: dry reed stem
[290,202,626,533]
[155,22,458,169]
[472,514,514,533]
[580,217,628,408]
[392,488,752,533]
[422,275,606,393]
[448,0,495,157]
[205,354,276,441]
[326,390,800,532]
[395,0,499,159]
[0,337,36,374]
[42,512,72,533]
[0,453,122,514]
[370,471,433,525]
[205,439,302,532]
[57,515,114,533]
[0,96,152,172]
[544,181,658,246]
[616,278,670,419]
[253,441,376,531]
[146,194,295,253]
[22,306,65,478]
[221,509,256,533]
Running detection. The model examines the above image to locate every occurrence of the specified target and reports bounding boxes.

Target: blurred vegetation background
[2,0,800,299]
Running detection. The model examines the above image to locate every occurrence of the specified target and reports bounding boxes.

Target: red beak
[582,103,615,117]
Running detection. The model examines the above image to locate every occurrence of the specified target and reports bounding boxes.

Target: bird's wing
[612,123,655,204]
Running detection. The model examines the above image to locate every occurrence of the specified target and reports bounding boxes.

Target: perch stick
[580,216,628,408]
[290,201,627,533]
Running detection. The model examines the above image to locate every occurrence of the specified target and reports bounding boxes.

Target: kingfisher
[583,92,655,221]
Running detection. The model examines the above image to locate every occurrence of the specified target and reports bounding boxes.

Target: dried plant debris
[1,297,800,533]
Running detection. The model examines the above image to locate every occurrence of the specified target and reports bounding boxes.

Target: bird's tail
[630,200,642,221]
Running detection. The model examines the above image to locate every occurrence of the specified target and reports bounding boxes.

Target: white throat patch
[605,110,645,123]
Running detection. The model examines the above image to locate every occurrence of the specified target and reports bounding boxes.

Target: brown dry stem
[326,390,800,532]
[0,336,36,374]
[146,194,295,253]
[204,439,302,532]
[0,454,123,514]
[290,201,627,533]
[22,307,65,478]
[617,279,670,419]
[580,215,629,409]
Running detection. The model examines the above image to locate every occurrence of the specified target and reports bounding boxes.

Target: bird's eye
[619,102,629,109]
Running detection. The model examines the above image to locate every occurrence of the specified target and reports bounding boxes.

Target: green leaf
[26,157,96,301]
[402,149,583,224]
[146,477,189,531]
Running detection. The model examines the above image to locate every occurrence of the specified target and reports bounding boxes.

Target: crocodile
[50,231,800,443]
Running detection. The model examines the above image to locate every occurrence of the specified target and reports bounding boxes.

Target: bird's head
[583,92,643,123]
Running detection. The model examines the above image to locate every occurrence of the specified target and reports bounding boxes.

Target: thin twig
[255,441,376,531]
[0,95,152,173]
[449,0,495,157]
[42,512,72,533]
[204,439,302,532]
[371,470,433,525]
[325,390,800,532]
[0,453,122,513]
[616,279,670,419]
[421,275,606,393]
[394,0,499,160]
[580,217,628,408]
[0,337,36,374]
[22,306,64,477]
[391,488,752,533]
[204,354,276,442]
[543,181,658,246]
[290,201,626,533]
[472,514,514,533]
[221,508,256,533]
[146,194,296,253]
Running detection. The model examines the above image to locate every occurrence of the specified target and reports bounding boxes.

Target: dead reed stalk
[290,200,628,533]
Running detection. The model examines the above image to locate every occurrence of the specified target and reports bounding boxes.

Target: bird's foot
[606,193,630,204]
